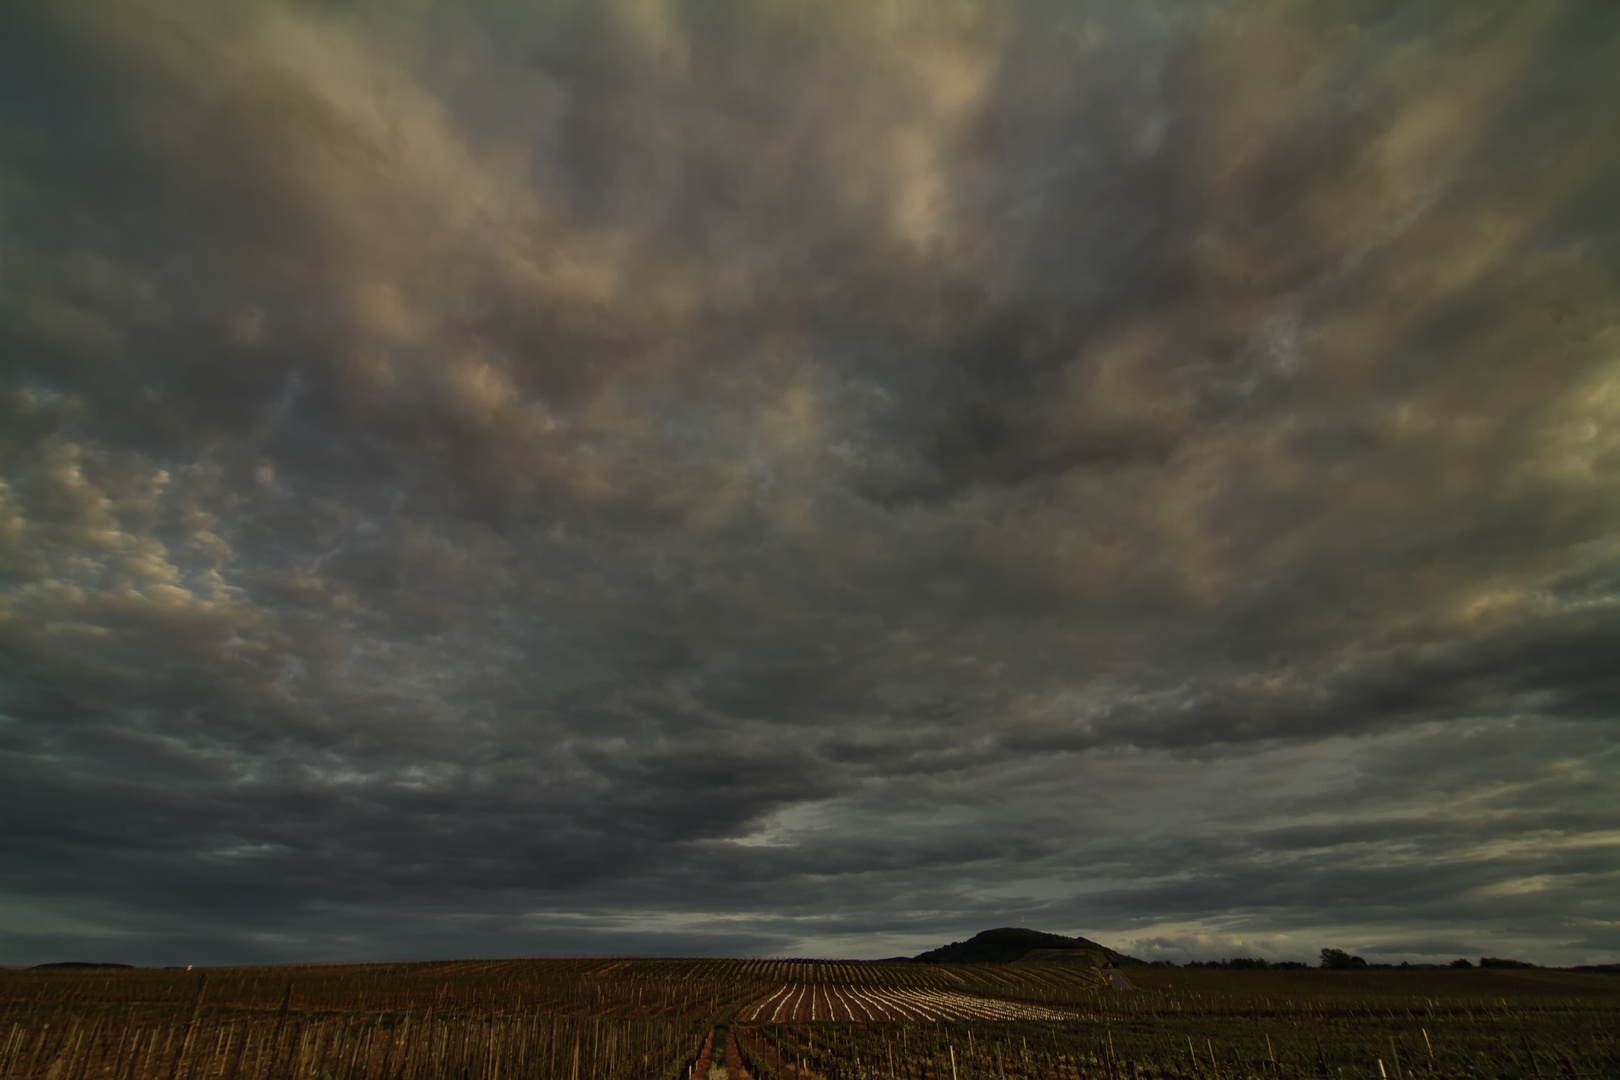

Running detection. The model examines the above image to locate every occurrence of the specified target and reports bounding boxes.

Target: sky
[1,0,1618,969]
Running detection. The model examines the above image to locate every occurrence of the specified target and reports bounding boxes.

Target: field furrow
[738,983,1081,1022]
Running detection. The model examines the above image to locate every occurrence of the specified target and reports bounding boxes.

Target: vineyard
[2,959,1616,1080]
[740,983,1081,1022]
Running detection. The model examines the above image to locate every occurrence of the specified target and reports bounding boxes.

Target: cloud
[1,0,1618,966]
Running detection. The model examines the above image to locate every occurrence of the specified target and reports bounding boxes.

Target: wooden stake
[167,974,208,1080]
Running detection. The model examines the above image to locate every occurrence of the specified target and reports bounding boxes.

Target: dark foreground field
[3,959,1616,1080]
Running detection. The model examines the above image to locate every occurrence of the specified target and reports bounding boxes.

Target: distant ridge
[31,962,135,970]
[913,928,1144,966]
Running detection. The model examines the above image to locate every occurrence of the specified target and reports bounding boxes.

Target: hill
[912,928,1144,966]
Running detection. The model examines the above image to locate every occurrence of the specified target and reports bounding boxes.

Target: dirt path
[689,1027,716,1080]
[725,1026,751,1080]
[1104,968,1135,991]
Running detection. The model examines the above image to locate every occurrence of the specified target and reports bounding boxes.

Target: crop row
[3,1009,1616,1079]
[3,964,1616,1079]
[5,963,1614,1027]
[0,1009,706,1080]
[0,962,1116,1023]
[743,985,1079,1023]
[729,1014,1620,1080]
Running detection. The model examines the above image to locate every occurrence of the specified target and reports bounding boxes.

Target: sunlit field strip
[741,983,1086,1022]
[745,985,791,1023]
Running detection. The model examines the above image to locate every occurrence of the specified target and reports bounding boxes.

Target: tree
[1319,948,1367,970]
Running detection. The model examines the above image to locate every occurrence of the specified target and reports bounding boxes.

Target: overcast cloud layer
[2,0,1618,968]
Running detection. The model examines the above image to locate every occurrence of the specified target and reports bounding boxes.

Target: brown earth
[688,1027,715,1080]
[724,1025,751,1080]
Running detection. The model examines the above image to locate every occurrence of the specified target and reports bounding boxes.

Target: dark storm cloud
[2,0,1619,967]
